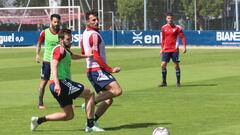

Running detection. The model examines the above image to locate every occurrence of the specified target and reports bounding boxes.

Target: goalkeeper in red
[159,13,187,87]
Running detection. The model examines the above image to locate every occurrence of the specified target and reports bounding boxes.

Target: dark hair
[58,29,72,39]
[85,10,98,20]
[50,14,61,20]
[166,12,173,17]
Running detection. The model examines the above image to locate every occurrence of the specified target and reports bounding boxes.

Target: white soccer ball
[152,127,170,135]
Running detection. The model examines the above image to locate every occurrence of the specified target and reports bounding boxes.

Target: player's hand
[112,67,121,73]
[183,47,187,54]
[85,53,93,58]
[160,50,163,54]
[36,55,40,63]
[54,84,61,96]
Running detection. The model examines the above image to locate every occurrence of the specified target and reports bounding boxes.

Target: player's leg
[61,79,97,130]
[87,71,122,126]
[95,81,122,103]
[31,105,74,131]
[94,98,113,121]
[38,80,48,109]
[172,52,181,87]
[38,62,50,109]
[64,79,103,132]
[93,81,121,124]
[78,88,95,122]
[159,52,170,87]
[45,105,75,121]
[31,79,78,131]
[79,88,104,132]
[87,70,122,103]
[160,62,168,86]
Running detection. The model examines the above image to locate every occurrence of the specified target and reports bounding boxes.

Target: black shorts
[49,79,84,107]
[87,70,116,93]
[161,52,180,63]
[41,62,51,80]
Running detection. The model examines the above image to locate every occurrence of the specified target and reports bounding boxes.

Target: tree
[147,0,166,30]
[117,0,144,30]
[181,0,225,30]
[117,0,169,30]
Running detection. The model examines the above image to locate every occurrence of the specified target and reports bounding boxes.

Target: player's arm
[51,58,61,96]
[64,47,93,60]
[68,49,93,60]
[36,31,45,63]
[69,40,93,60]
[72,53,93,59]
[178,28,187,54]
[92,50,120,73]
[160,27,165,53]
[51,46,66,96]
[90,33,120,73]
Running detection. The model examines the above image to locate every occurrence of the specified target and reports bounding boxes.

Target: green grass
[0,47,240,135]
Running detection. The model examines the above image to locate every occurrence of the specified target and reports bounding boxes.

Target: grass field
[0,47,240,135]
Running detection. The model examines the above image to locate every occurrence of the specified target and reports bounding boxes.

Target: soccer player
[159,12,187,87]
[81,10,122,128]
[31,29,104,132]
[35,14,61,109]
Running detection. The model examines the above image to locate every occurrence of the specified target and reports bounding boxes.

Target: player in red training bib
[81,10,122,129]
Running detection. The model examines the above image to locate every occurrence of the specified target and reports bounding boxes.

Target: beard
[53,25,60,32]
[63,41,71,49]
[95,23,99,27]
[64,42,73,55]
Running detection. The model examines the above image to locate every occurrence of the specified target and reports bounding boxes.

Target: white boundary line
[1,45,240,49]
[104,46,240,49]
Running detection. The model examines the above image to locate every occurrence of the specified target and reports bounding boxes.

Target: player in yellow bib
[35,14,61,109]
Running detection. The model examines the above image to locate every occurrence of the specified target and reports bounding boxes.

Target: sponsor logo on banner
[216,31,240,45]
[133,32,143,44]
[132,32,160,45]
[0,33,24,45]
[72,33,81,43]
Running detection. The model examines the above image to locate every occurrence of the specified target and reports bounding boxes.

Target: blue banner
[1,30,240,47]
[0,31,39,46]
[0,31,81,46]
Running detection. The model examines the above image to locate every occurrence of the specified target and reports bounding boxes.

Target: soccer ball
[152,127,170,135]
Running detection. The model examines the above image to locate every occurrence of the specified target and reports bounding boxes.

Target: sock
[37,116,47,124]
[162,68,167,83]
[87,118,94,128]
[176,68,181,83]
[94,114,100,122]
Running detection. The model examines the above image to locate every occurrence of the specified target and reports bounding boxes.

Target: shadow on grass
[36,129,83,132]
[34,122,171,132]
[74,104,121,108]
[104,122,171,131]
[156,83,217,88]
[181,84,217,87]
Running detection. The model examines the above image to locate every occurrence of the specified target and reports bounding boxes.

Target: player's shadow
[74,104,121,108]
[181,83,217,87]
[36,129,83,132]
[35,122,171,132]
[104,122,171,131]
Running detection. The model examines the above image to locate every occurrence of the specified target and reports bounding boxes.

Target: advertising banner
[1,30,240,47]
